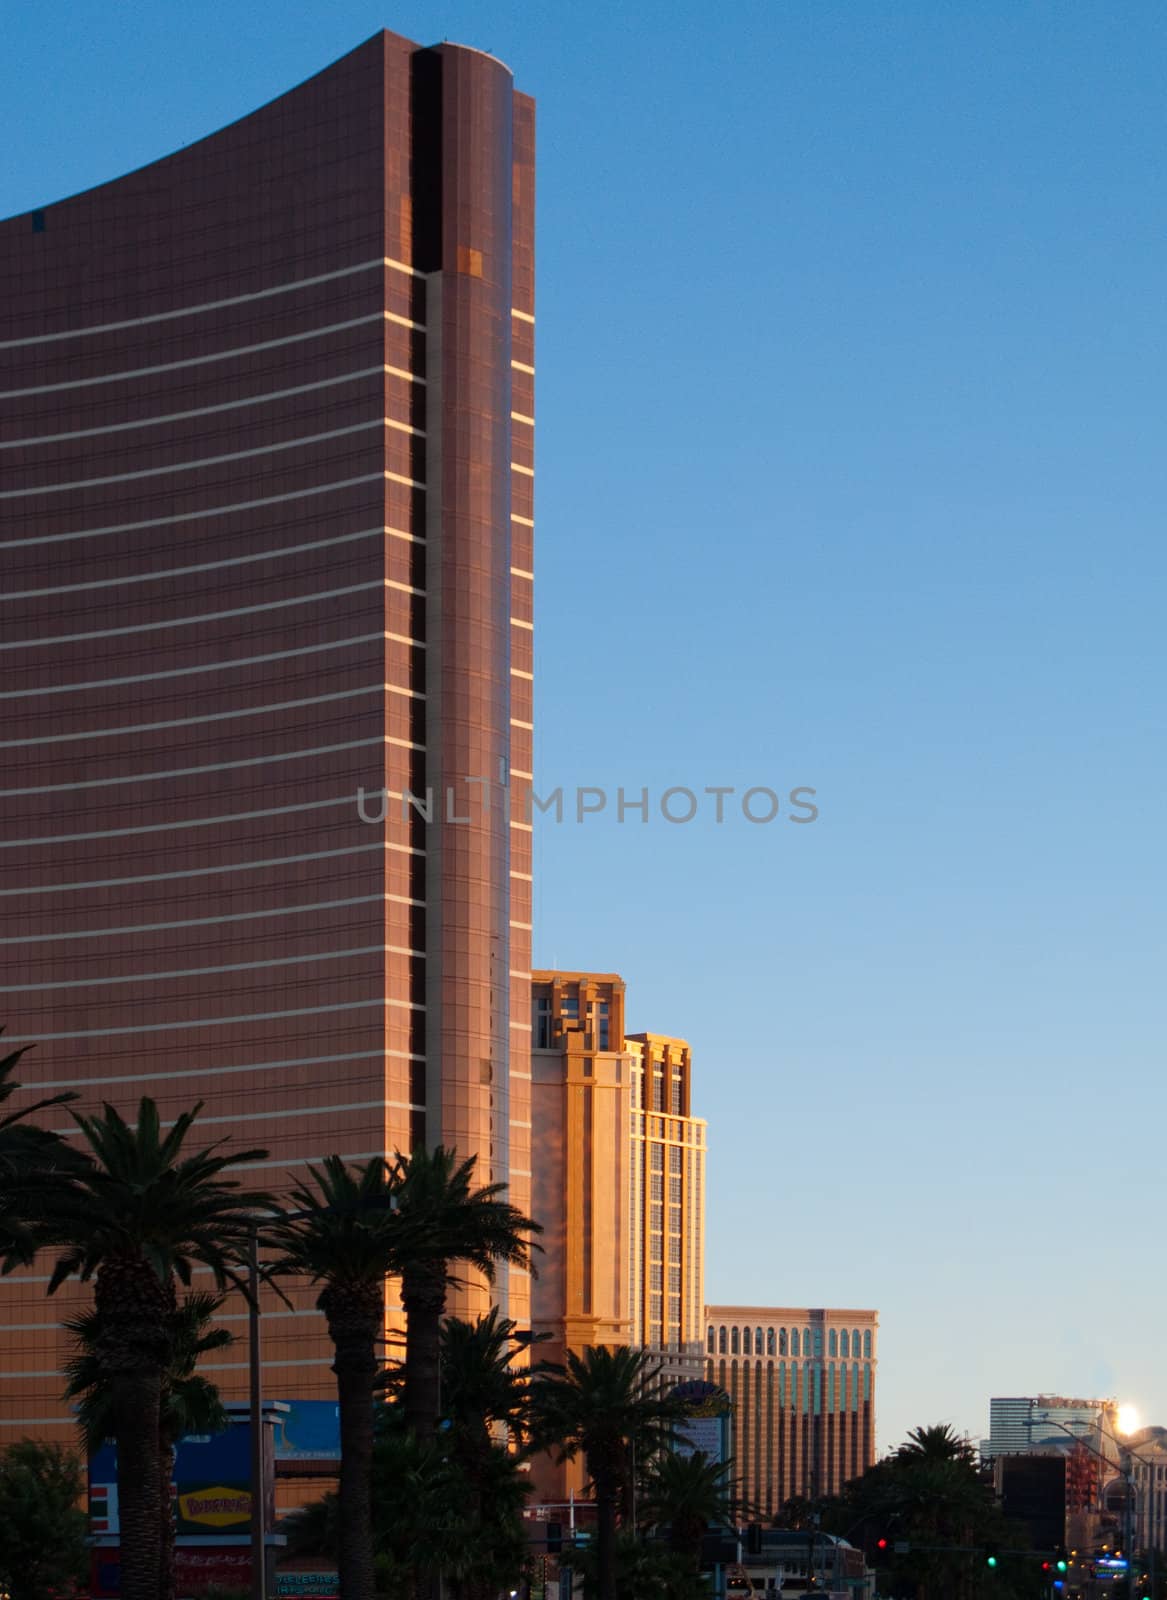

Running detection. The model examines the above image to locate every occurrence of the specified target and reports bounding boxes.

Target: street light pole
[248,1223,265,1600]
[1031,1409,1151,1600]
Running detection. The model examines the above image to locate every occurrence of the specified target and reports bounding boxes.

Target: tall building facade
[705,1306,878,1515]
[983,1397,1119,1460]
[529,973,706,1376]
[0,32,535,1437]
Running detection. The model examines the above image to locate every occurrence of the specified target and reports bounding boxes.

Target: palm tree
[64,1291,234,1600]
[0,1030,81,1262]
[438,1308,538,1444]
[532,1345,687,1600]
[264,1156,401,1600]
[33,1099,267,1600]
[640,1448,735,1581]
[895,1422,977,1467]
[388,1145,540,1441]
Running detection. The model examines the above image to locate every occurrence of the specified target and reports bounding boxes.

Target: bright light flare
[1117,1404,1140,1436]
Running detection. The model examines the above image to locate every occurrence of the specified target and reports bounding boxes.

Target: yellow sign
[177,1485,252,1528]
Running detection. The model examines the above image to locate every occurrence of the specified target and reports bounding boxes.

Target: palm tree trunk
[159,1440,176,1600]
[401,1266,446,1441]
[113,1367,164,1600]
[326,1300,380,1600]
[593,1467,619,1600]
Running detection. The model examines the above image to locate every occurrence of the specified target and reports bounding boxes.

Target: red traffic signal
[876,1538,889,1551]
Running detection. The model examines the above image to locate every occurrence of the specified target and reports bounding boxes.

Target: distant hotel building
[0,31,535,1436]
[530,972,706,1378]
[706,1306,878,1514]
[982,1397,1119,1459]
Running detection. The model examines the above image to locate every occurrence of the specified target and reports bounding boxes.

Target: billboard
[272,1399,342,1462]
[90,1422,251,1537]
[671,1379,732,1466]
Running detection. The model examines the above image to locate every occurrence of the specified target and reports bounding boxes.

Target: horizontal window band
[510,870,534,881]
[0,471,385,549]
[510,309,535,324]
[0,313,419,399]
[511,821,533,832]
[511,717,534,728]
[23,1047,423,1092]
[1,793,362,850]
[0,527,404,602]
[0,255,419,349]
[510,770,533,780]
[0,681,400,748]
[200,1359,337,1371]
[511,360,535,375]
[0,1419,79,1428]
[1,944,423,995]
[510,667,534,680]
[0,892,417,945]
[1,578,385,649]
[1,368,423,449]
[510,463,535,477]
[0,418,393,499]
[511,514,534,527]
[1,996,421,1043]
[0,734,388,797]
[0,839,417,898]
[0,632,393,700]
[510,411,535,426]
[510,619,534,631]
[510,567,534,580]
[51,1107,415,1142]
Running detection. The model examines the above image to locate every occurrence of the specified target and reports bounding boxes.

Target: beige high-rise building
[706,1305,878,1516]
[530,973,706,1380]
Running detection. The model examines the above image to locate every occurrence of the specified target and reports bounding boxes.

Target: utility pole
[248,1225,265,1600]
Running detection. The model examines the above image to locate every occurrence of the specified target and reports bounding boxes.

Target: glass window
[534,996,552,1048]
[743,1328,752,1356]
[852,1327,861,1354]
[562,996,579,1018]
[864,1363,871,1400]
[813,1327,822,1357]
[829,1329,838,1357]
[767,1328,776,1357]
[707,1326,715,1354]
[804,1326,812,1354]
[718,1326,727,1354]
[863,1329,872,1358]
[756,1326,764,1352]
[790,1328,799,1357]
[779,1328,788,1356]
[840,1329,849,1358]
[731,1327,740,1355]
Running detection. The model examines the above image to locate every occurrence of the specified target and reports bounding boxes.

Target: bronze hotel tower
[0,33,536,1436]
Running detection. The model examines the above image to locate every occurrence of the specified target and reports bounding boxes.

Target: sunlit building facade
[0,30,535,1438]
[705,1305,878,1514]
[530,974,706,1375]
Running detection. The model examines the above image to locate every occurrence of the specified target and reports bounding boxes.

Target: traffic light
[985,1543,1000,1569]
[1055,1546,1069,1573]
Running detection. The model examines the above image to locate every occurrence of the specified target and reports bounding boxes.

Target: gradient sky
[3,0,1165,1456]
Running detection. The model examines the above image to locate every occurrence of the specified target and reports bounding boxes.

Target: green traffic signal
[1057,1560,1068,1573]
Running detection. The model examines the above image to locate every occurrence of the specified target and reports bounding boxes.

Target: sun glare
[1117,1404,1140,1436]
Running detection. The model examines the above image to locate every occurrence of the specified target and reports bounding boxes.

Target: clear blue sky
[4,0,1165,1455]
